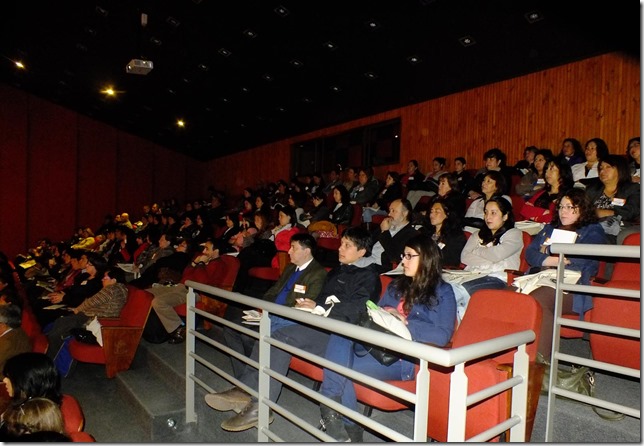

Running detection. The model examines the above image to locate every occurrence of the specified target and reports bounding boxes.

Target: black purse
[353,311,400,366]
[70,327,98,345]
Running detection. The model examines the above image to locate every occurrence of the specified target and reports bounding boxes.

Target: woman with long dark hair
[460,196,523,296]
[318,234,456,441]
[424,198,466,267]
[519,159,574,223]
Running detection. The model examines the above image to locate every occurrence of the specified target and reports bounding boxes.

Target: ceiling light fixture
[243,29,257,38]
[149,36,162,46]
[290,59,303,67]
[197,63,209,71]
[218,47,231,57]
[262,73,273,82]
[407,55,422,65]
[176,119,185,128]
[324,41,337,51]
[14,61,25,69]
[95,6,109,17]
[365,20,380,30]
[330,85,341,92]
[524,11,544,23]
[166,16,180,28]
[364,71,378,80]
[458,35,476,47]
[274,5,289,17]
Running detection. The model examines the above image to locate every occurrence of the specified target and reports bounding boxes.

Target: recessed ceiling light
[95,6,109,17]
[365,20,380,30]
[324,41,337,51]
[274,5,289,17]
[222,97,230,103]
[364,71,378,80]
[167,88,176,95]
[330,85,341,92]
[197,63,209,71]
[458,35,476,47]
[166,16,180,28]
[524,11,544,23]
[407,55,422,65]
[262,73,273,82]
[149,36,162,46]
[14,61,25,69]
[243,29,258,38]
[218,47,231,57]
[302,97,312,103]
[277,106,286,112]
[290,59,303,67]
[176,119,185,128]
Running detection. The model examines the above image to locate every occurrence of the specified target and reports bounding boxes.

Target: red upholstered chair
[21,305,48,353]
[371,214,386,227]
[61,394,85,434]
[354,289,543,442]
[509,194,525,222]
[69,286,153,378]
[585,232,641,367]
[247,251,289,284]
[351,203,363,227]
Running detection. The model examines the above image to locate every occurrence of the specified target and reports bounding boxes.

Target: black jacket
[315,263,381,324]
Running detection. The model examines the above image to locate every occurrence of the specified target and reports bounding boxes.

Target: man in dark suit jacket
[357,198,419,273]
[223,232,327,378]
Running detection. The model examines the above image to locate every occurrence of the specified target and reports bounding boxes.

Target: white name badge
[612,198,626,206]
[294,284,307,294]
[438,242,446,250]
[536,178,546,184]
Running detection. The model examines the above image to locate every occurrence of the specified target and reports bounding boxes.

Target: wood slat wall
[205,52,640,196]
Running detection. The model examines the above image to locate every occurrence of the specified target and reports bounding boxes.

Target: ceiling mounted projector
[126,59,153,75]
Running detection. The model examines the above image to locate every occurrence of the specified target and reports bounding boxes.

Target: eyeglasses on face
[557,205,578,211]
[400,253,420,260]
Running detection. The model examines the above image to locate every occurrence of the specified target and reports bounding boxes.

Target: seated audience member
[45,267,128,360]
[322,169,342,195]
[423,173,466,217]
[228,216,258,253]
[520,159,574,223]
[460,196,522,296]
[571,137,609,188]
[309,172,325,195]
[190,210,213,245]
[349,167,380,206]
[515,148,554,198]
[463,171,511,229]
[204,227,381,433]
[469,148,516,198]
[33,253,107,328]
[270,206,300,268]
[109,226,138,265]
[0,305,31,373]
[213,214,242,255]
[309,185,353,239]
[356,199,418,273]
[299,191,330,228]
[144,239,221,344]
[423,198,467,268]
[129,236,191,289]
[401,159,424,193]
[555,137,585,167]
[585,154,641,244]
[70,227,95,251]
[514,146,538,172]
[362,171,402,225]
[132,231,162,275]
[0,397,68,441]
[453,157,474,197]
[406,157,449,208]
[318,234,456,442]
[2,352,63,409]
[525,188,606,360]
[287,191,308,224]
[254,194,271,216]
[270,180,290,209]
[131,230,150,266]
[626,136,640,183]
[342,167,359,193]
[223,233,327,378]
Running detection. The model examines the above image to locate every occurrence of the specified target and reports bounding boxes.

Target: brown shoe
[204,387,252,413]
[220,402,274,432]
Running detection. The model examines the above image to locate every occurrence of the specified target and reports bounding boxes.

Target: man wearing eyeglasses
[356,198,419,273]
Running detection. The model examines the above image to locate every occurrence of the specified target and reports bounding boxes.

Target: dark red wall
[0,84,206,259]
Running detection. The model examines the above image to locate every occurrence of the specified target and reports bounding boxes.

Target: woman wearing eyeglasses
[317,234,456,442]
[525,188,606,360]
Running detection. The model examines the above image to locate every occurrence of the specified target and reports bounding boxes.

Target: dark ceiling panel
[0,0,638,161]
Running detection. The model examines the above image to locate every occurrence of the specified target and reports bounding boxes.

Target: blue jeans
[320,334,404,423]
[462,275,507,297]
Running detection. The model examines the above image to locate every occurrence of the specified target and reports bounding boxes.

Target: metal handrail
[182,280,535,442]
[544,243,641,442]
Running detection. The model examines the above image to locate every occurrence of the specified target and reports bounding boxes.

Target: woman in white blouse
[571,137,610,187]
[460,196,523,296]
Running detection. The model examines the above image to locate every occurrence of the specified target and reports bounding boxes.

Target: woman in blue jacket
[525,188,606,359]
[318,234,456,442]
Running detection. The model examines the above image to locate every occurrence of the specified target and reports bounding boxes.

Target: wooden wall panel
[206,52,639,201]
[0,85,29,256]
[27,97,78,246]
[77,116,118,231]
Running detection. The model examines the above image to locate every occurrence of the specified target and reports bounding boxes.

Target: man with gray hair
[0,304,31,372]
